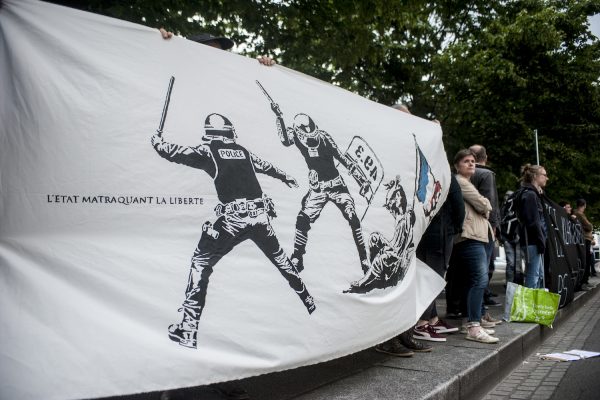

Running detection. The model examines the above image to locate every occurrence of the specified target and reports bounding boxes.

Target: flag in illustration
[413,134,442,218]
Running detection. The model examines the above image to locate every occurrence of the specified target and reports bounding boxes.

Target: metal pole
[534,129,539,165]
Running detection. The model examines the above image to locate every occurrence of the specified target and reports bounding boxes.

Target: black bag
[500,188,525,244]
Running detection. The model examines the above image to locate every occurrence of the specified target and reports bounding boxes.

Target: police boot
[292,212,311,272]
[168,307,200,348]
[296,287,316,314]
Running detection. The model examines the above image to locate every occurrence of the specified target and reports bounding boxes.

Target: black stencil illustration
[153,78,315,349]
[339,136,385,221]
[344,137,443,293]
[344,176,415,293]
[257,81,373,275]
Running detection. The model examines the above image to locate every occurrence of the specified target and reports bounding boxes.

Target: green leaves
[47,0,600,222]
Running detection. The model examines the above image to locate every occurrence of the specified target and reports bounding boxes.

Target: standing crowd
[379,141,595,357]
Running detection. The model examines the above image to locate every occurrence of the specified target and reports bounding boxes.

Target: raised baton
[157,76,175,136]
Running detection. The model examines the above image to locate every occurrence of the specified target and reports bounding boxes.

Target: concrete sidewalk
[111,269,600,400]
[233,274,600,400]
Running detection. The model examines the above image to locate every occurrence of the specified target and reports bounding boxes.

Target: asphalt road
[550,302,600,400]
[484,280,600,400]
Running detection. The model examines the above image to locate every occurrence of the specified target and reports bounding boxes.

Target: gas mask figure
[267,103,371,275]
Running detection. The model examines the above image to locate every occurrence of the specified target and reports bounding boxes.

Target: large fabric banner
[0,1,448,399]
[543,196,586,308]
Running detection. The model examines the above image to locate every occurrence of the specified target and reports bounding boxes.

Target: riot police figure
[152,113,315,349]
[269,105,371,274]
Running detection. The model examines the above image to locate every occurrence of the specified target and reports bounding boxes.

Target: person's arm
[475,171,500,225]
[250,153,297,187]
[579,214,593,234]
[151,133,213,172]
[329,132,369,193]
[457,175,492,215]
[268,103,294,147]
[519,191,546,250]
[448,175,466,232]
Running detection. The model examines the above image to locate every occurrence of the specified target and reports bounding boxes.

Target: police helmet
[204,113,237,141]
[293,113,317,138]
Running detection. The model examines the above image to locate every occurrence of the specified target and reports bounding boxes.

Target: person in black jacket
[413,173,465,341]
[518,164,549,288]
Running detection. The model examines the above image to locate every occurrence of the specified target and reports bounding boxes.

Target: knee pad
[296,212,311,232]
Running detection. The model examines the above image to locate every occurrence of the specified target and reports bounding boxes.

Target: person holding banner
[573,198,595,284]
[518,164,549,289]
[160,28,276,66]
[414,173,464,341]
[452,149,499,344]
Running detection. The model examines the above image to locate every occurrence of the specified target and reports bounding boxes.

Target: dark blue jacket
[518,183,547,253]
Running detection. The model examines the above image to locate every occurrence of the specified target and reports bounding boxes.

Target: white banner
[0,1,448,399]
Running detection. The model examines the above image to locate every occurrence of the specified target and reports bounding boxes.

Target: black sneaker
[398,329,432,352]
[446,311,463,319]
[484,298,501,306]
[209,384,250,400]
[375,337,414,357]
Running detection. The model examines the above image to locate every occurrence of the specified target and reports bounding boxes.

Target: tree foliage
[48,0,600,222]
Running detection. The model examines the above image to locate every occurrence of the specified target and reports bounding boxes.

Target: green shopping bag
[509,284,560,327]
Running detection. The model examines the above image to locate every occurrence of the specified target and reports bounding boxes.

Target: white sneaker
[466,327,499,344]
[460,326,495,335]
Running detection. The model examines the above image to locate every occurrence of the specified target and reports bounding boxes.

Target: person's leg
[416,235,445,322]
[504,242,516,284]
[252,217,315,314]
[460,240,498,343]
[463,240,489,324]
[170,217,238,348]
[446,246,464,317]
[524,245,542,288]
[291,190,326,271]
[515,244,524,284]
[331,188,369,272]
[585,240,593,281]
[414,241,448,340]
[483,239,499,304]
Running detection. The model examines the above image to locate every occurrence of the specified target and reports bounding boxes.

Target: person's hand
[257,55,276,66]
[159,28,173,40]
[151,132,164,147]
[270,102,282,116]
[284,175,298,188]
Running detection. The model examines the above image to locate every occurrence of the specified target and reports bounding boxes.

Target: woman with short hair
[452,149,499,344]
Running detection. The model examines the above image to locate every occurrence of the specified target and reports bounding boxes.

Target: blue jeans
[454,239,489,323]
[504,242,523,284]
[524,245,544,288]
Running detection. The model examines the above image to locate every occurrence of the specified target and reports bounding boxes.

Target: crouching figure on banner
[257,82,372,275]
[344,176,416,293]
[151,113,316,349]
